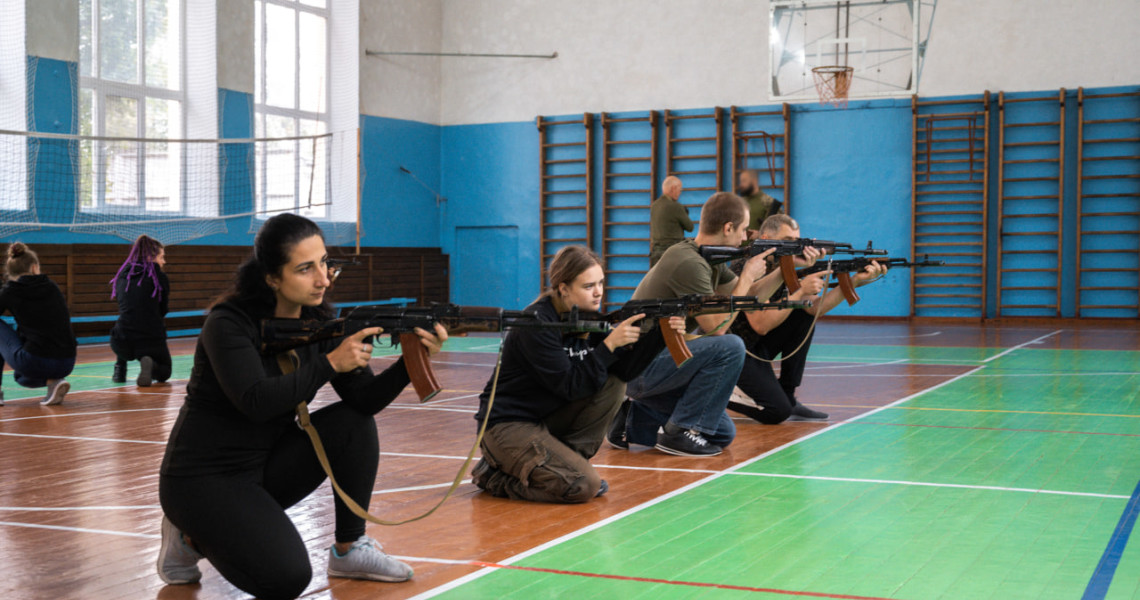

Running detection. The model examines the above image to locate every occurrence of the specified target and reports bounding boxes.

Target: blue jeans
[624,334,746,447]
[0,321,75,389]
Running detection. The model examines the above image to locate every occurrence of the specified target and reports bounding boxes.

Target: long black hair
[211,213,334,321]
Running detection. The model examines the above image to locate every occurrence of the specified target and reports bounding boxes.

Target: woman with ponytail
[156,213,446,599]
[109,234,171,387]
[0,242,77,406]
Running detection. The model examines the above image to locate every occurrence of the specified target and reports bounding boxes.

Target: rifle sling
[277,348,500,526]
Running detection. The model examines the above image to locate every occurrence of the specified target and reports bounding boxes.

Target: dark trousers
[735,310,816,423]
[159,402,379,600]
[110,333,173,382]
[475,376,625,503]
[0,321,75,389]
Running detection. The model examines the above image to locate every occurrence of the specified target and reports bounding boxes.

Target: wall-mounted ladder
[911,93,990,317]
[1076,87,1140,317]
[600,111,659,310]
[664,107,724,228]
[996,90,1065,317]
[537,113,593,288]
[730,105,790,213]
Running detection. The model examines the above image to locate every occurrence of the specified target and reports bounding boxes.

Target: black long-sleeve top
[0,274,77,359]
[160,301,411,478]
[474,296,666,428]
[111,265,170,342]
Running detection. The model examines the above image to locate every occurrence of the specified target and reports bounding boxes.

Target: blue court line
[1083,478,1140,599]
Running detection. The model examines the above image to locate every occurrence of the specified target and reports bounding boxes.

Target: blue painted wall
[359,115,442,248]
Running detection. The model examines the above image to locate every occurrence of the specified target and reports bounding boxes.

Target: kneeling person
[471,246,682,503]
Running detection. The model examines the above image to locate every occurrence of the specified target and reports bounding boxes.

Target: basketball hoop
[811,65,854,108]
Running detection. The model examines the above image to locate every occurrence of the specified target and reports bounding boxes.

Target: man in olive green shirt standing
[649,176,694,267]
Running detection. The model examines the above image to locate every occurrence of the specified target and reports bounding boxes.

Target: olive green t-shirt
[633,239,737,331]
[649,194,695,267]
[745,191,778,232]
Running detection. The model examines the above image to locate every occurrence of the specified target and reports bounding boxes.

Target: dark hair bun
[7,242,26,258]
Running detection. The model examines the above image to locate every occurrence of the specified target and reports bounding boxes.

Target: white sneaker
[156,516,203,585]
[42,380,69,406]
[328,536,413,582]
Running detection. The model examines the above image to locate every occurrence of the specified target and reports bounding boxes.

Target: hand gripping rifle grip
[660,317,693,368]
[836,271,860,305]
[779,255,801,294]
[400,332,442,402]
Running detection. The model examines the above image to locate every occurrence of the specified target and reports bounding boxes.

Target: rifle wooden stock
[400,332,442,402]
[780,255,800,293]
[835,271,860,305]
[660,317,693,367]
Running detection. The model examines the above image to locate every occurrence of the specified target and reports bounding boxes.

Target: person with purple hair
[110,234,172,387]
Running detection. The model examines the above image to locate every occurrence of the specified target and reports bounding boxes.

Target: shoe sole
[605,436,629,450]
[138,357,154,387]
[654,442,722,457]
[726,400,767,422]
[328,568,412,583]
[41,382,69,406]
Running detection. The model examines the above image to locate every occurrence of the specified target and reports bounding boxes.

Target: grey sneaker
[137,356,154,387]
[156,516,203,585]
[42,380,69,406]
[328,536,413,582]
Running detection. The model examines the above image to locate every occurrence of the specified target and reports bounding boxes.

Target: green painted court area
[430,345,1140,599]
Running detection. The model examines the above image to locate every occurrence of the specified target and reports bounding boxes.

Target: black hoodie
[0,274,77,359]
[111,264,170,342]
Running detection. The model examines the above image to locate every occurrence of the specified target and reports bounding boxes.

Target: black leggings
[110,336,173,382]
[735,310,816,423]
[159,403,380,600]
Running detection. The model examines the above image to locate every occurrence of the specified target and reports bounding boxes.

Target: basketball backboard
[769,0,936,103]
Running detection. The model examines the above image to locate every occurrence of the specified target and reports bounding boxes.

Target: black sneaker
[655,426,722,457]
[606,399,631,450]
[112,362,126,383]
[788,403,829,421]
[137,357,154,387]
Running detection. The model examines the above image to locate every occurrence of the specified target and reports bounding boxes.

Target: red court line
[468,561,899,600]
[848,421,1140,437]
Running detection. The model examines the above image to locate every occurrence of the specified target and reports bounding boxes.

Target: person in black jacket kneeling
[0,242,77,407]
[470,245,685,503]
[110,234,172,387]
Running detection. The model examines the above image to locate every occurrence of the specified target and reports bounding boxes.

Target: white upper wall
[26,0,78,62]
[217,0,253,93]
[360,0,442,123]
[363,0,1140,125]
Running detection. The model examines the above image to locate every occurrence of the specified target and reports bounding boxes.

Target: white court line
[816,331,944,341]
[805,358,910,371]
[373,480,474,495]
[982,329,1062,363]
[734,472,1130,500]
[0,431,164,444]
[0,407,177,423]
[388,405,478,414]
[0,505,161,512]
[408,365,987,599]
[0,521,158,539]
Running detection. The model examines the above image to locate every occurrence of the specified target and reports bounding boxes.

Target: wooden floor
[1,320,1137,599]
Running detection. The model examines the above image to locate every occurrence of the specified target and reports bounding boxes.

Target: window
[254,0,329,219]
[79,0,185,212]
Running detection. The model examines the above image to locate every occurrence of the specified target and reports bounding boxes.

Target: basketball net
[811,66,854,108]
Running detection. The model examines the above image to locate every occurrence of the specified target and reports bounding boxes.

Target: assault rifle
[698,238,887,292]
[260,303,611,402]
[598,294,813,367]
[797,255,946,305]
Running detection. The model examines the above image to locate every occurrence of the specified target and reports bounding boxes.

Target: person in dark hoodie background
[110,234,171,387]
[0,242,77,406]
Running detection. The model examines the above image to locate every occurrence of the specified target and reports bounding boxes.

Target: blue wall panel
[441,121,539,309]
[789,101,914,316]
[359,115,442,249]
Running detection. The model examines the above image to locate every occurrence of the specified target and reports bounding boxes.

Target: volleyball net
[0,127,360,247]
